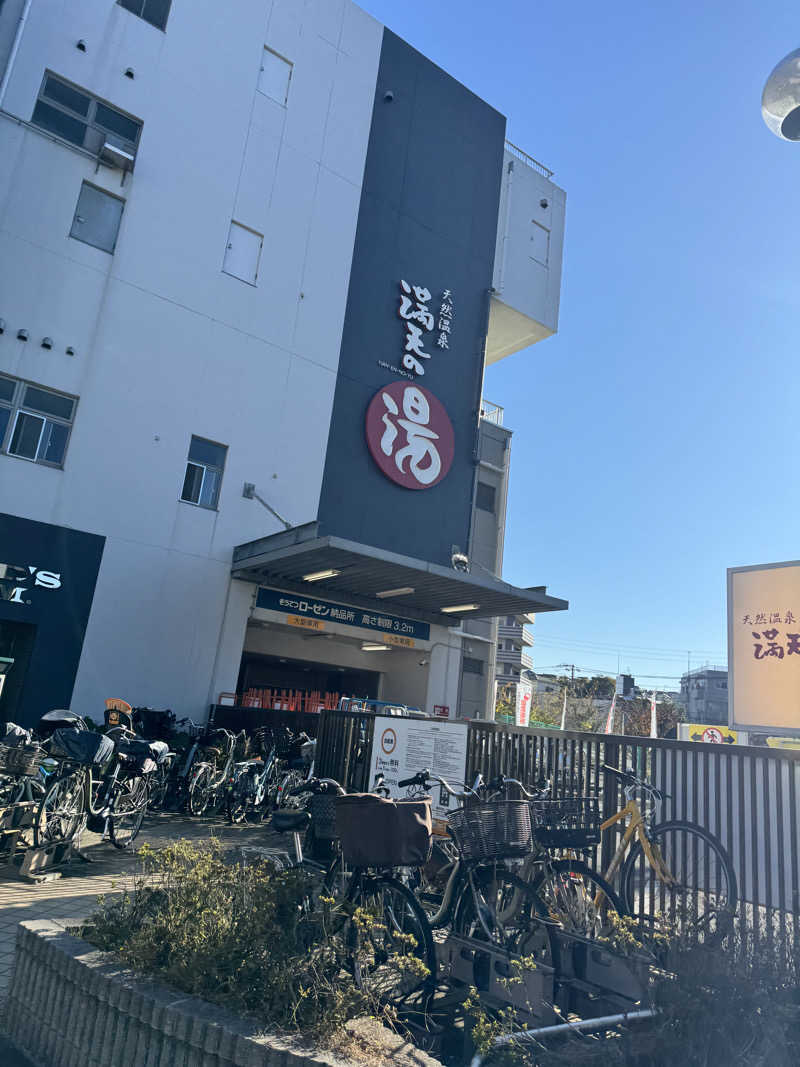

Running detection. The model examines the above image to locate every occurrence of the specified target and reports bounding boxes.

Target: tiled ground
[0,813,283,1004]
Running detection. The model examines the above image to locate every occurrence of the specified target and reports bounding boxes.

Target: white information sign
[369,716,469,829]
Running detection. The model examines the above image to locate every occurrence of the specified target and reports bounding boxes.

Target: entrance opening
[238,651,380,711]
[0,619,36,723]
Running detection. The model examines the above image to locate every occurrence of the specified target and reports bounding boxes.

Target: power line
[531,636,726,658]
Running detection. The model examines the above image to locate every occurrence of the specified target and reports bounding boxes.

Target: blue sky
[362,0,800,690]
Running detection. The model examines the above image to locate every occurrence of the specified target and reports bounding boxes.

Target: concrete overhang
[233,523,567,627]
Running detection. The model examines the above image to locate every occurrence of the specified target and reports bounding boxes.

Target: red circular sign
[381,728,397,754]
[365,381,455,490]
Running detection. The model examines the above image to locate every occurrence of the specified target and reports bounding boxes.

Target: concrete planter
[4,921,439,1067]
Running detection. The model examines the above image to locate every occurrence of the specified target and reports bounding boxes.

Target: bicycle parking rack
[0,801,87,883]
[0,801,36,864]
[438,933,558,1024]
[437,926,647,1021]
[420,927,650,1063]
[17,838,78,882]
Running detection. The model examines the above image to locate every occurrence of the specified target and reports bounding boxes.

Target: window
[462,657,484,676]
[32,73,142,158]
[0,375,76,468]
[506,616,515,627]
[505,663,513,675]
[70,182,125,253]
[118,0,172,31]
[181,436,226,510]
[223,221,263,285]
[475,481,496,513]
[258,47,292,106]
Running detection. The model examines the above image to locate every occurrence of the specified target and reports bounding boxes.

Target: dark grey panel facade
[316,29,506,569]
[0,512,105,727]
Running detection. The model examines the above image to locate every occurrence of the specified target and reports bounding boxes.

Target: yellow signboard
[766,736,800,751]
[286,615,325,632]
[687,724,739,745]
[385,634,415,648]
[729,562,800,732]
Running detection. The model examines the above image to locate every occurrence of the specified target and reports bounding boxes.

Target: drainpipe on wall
[0,0,34,109]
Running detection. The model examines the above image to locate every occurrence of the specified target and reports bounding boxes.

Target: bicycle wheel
[620,819,738,944]
[276,769,306,809]
[410,837,458,921]
[537,858,626,938]
[226,785,248,824]
[109,776,148,849]
[345,873,437,1002]
[452,864,556,968]
[34,773,85,847]
[147,757,172,813]
[0,774,24,806]
[188,765,213,816]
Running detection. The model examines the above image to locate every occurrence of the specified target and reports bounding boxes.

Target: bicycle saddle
[271,809,311,833]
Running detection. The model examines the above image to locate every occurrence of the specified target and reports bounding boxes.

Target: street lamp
[762,48,800,140]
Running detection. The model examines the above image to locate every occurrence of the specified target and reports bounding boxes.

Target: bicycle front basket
[49,728,114,767]
[1,744,45,777]
[447,800,532,861]
[311,794,338,841]
[335,793,432,867]
[530,796,601,848]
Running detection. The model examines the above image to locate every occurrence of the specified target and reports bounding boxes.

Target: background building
[680,666,729,725]
[0,0,565,727]
[495,613,534,683]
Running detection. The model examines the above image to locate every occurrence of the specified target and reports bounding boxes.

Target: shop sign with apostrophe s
[0,563,62,605]
[365,380,454,490]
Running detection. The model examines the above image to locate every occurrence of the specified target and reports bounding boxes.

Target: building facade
[0,0,566,728]
[495,613,534,684]
[680,667,729,725]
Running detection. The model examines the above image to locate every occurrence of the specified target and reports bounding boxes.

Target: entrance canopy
[232,523,567,625]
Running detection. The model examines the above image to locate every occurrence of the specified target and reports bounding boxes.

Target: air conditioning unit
[100,140,135,171]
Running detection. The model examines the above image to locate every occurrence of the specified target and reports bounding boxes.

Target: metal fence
[208,704,324,738]
[314,710,800,959]
[504,139,555,178]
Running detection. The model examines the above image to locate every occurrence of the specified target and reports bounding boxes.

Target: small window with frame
[462,657,484,676]
[118,0,172,31]
[0,376,76,468]
[476,482,496,513]
[32,72,142,157]
[181,435,227,510]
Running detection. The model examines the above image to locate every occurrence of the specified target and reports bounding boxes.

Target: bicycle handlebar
[398,768,541,801]
[602,763,671,800]
[288,777,345,796]
[398,769,470,799]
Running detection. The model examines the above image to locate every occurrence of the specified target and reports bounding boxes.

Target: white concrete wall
[0,0,383,717]
[486,150,566,364]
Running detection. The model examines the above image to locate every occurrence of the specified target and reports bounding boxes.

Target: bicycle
[0,728,55,848]
[156,717,205,812]
[592,763,738,943]
[398,770,557,969]
[34,728,157,850]
[270,775,438,1004]
[423,771,626,941]
[187,728,248,816]
[225,727,284,824]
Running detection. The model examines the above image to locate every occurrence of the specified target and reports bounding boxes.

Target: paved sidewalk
[0,813,282,1004]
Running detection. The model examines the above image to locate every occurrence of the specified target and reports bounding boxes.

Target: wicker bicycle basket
[0,743,45,777]
[311,794,338,841]
[447,800,532,862]
[530,796,601,849]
